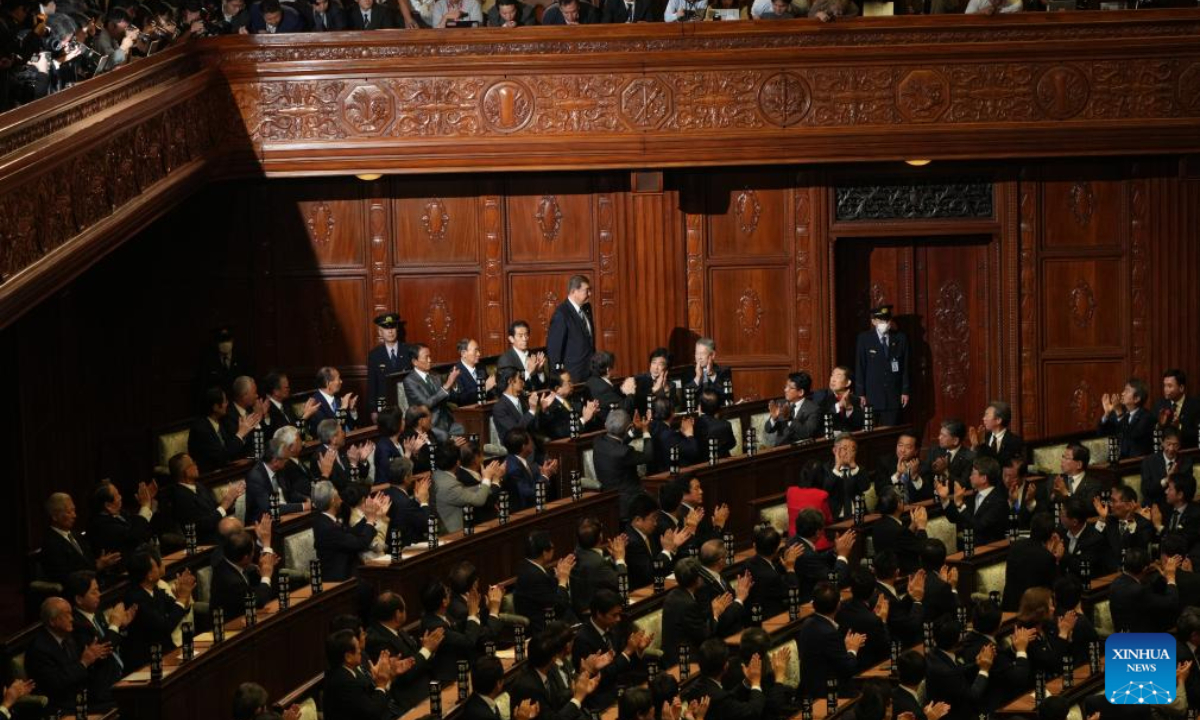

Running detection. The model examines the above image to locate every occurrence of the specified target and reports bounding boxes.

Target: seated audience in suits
[64,570,133,709]
[451,337,495,406]
[647,397,700,474]
[372,408,406,487]
[835,568,891,671]
[1111,547,1181,633]
[261,370,316,436]
[764,371,821,446]
[872,485,928,574]
[433,0,483,26]
[694,539,748,638]
[87,480,155,568]
[633,347,677,416]
[1099,378,1155,459]
[462,656,514,720]
[1142,427,1194,515]
[166,452,243,545]
[812,365,865,435]
[303,0,348,29]
[757,0,798,18]
[677,475,727,546]
[541,0,596,24]
[791,507,853,602]
[625,494,689,589]
[402,404,436,474]
[122,551,196,670]
[26,597,108,714]
[917,538,960,624]
[506,625,592,719]
[957,602,1033,712]
[1003,454,1049,529]
[682,637,763,718]
[660,558,720,667]
[272,424,317,500]
[493,368,543,445]
[515,530,575,634]
[1049,442,1104,512]
[496,320,548,390]
[382,454,431,546]
[1157,368,1200,448]
[540,369,601,441]
[936,455,1009,545]
[1001,512,1061,612]
[246,435,311,523]
[432,441,497,533]
[744,525,801,618]
[365,591,443,713]
[796,581,866,699]
[41,492,121,587]
[309,366,359,437]
[968,400,1025,467]
[232,682,305,720]
[248,0,304,32]
[871,550,924,648]
[322,629,400,720]
[188,386,256,473]
[694,389,735,460]
[927,418,975,489]
[824,432,872,519]
[874,431,931,503]
[503,428,556,511]
[926,616,992,720]
[721,627,800,720]
[893,651,943,720]
[1096,482,1155,559]
[312,480,387,582]
[309,418,374,494]
[601,0,655,21]
[572,589,650,710]
[486,0,537,25]
[419,580,488,683]
[569,517,623,617]
[211,529,276,620]
[1155,474,1200,551]
[346,0,398,28]
[220,376,268,455]
[684,338,732,406]
[594,409,654,521]
[447,561,504,646]
[586,350,636,422]
[1059,495,1112,580]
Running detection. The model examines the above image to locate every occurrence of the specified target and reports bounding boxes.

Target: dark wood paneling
[1041,360,1128,436]
[706,172,790,261]
[1040,258,1125,354]
[392,177,482,267]
[394,274,481,361]
[1041,171,1125,250]
[707,267,792,362]
[506,175,595,266]
[270,183,367,271]
[274,276,369,370]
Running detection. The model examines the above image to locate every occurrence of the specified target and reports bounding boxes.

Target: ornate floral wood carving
[1180,62,1200,113]
[735,188,762,236]
[835,180,993,221]
[685,211,704,335]
[870,283,887,312]
[758,72,811,128]
[1068,181,1095,226]
[1070,379,1098,430]
[1018,172,1040,438]
[421,198,450,242]
[534,196,563,241]
[794,186,814,369]
[1035,65,1090,120]
[619,77,671,131]
[596,190,618,350]
[1069,280,1097,328]
[341,83,394,135]
[369,199,389,315]
[537,291,559,335]
[305,201,336,245]
[736,288,764,337]
[1130,177,1149,379]
[896,69,951,123]
[482,81,534,133]
[425,294,453,351]
[932,280,970,400]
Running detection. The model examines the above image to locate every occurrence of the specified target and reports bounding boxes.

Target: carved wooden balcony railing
[0,10,1198,323]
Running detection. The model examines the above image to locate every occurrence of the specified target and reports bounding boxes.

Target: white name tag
[891,359,900,373]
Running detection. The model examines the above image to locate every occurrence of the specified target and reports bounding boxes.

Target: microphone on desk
[244,590,257,627]
[75,689,88,718]
[181,623,195,661]
[428,680,443,719]
[213,608,226,643]
[1062,655,1074,690]
[462,504,475,535]
[150,644,164,682]
[278,575,290,610]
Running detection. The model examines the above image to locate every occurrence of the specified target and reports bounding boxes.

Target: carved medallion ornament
[341,83,393,135]
[425,295,452,347]
[1035,66,1090,120]
[305,202,335,245]
[1068,182,1095,226]
[735,189,762,236]
[1179,62,1200,113]
[537,291,559,334]
[896,69,951,123]
[932,280,970,400]
[619,77,671,130]
[736,288,764,337]
[421,198,450,241]
[758,72,811,127]
[1069,280,1097,329]
[534,196,563,241]
[1070,379,1097,430]
[482,81,534,133]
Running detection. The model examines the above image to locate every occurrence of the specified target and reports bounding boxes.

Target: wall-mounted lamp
[355,173,383,181]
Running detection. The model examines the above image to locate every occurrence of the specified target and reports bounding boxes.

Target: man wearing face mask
[855,305,910,427]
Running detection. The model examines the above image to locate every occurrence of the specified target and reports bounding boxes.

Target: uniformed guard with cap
[366,312,413,419]
[854,304,910,427]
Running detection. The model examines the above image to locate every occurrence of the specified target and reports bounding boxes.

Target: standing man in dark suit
[1099,378,1155,459]
[855,304,909,427]
[1058,496,1112,580]
[1001,512,1061,612]
[322,629,399,720]
[624,495,691,589]
[872,486,928,574]
[1096,483,1155,559]
[122,552,195,670]
[1157,368,1200,448]
[791,508,854,602]
[65,571,134,710]
[593,409,654,522]
[365,591,444,712]
[195,327,252,401]
[969,400,1025,467]
[312,480,386,582]
[25,598,109,715]
[304,0,349,29]
[694,389,736,460]
[764,371,821,446]
[383,455,431,546]
[1153,474,1200,551]
[927,419,976,490]
[811,365,865,435]
[496,320,548,391]
[796,581,867,699]
[1142,428,1193,515]
[546,275,596,382]
[926,616,993,720]
[41,493,121,588]
[346,0,398,27]
[514,530,575,634]
[936,455,1009,545]
[462,656,518,720]
[660,558,721,667]
[743,525,801,619]
[572,589,650,711]
[682,638,766,719]
[601,0,655,20]
[366,313,411,420]
[404,345,461,442]
[684,338,733,406]
[1110,547,1181,634]
[188,386,259,473]
[835,568,892,671]
[502,428,555,511]
[494,369,545,446]
[569,518,624,617]
[647,398,699,474]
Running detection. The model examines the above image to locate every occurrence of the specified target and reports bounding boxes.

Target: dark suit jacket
[648,419,700,474]
[493,394,538,446]
[308,444,369,495]
[505,664,587,720]
[943,485,1008,545]
[632,372,678,416]
[304,0,350,29]
[248,2,306,31]
[694,567,743,638]
[796,614,859,699]
[822,464,871,519]
[957,630,1031,711]
[451,361,492,406]
[540,395,600,441]
[503,454,542,512]
[246,461,305,523]
[1110,573,1180,633]
[211,558,273,620]
[593,433,652,520]
[683,363,733,405]
[624,528,670,589]
[979,430,1025,467]
[1001,537,1058,612]
[835,598,890,671]
[70,608,124,706]
[345,4,398,28]
[365,621,433,710]
[25,627,89,713]
[569,547,620,617]
[462,694,505,719]
[384,485,429,546]
[694,413,736,459]
[1100,512,1155,560]
[546,300,596,380]
[420,613,482,683]
[1161,502,1200,550]
[308,391,355,437]
[683,676,765,720]
[122,583,188,670]
[40,528,96,586]
[812,389,865,434]
[744,553,795,617]
[764,397,821,445]
[926,647,988,720]
[87,511,152,562]
[515,559,573,634]
[921,571,958,624]
[366,342,411,412]
[1060,524,1112,580]
[571,620,640,710]
[854,329,910,411]
[660,587,713,666]
[1141,451,1195,513]
[876,580,923,648]
[496,348,547,390]
[791,537,849,603]
[187,416,246,473]
[1154,395,1200,448]
[601,0,655,20]
[871,515,927,574]
[1100,408,1155,459]
[313,512,375,581]
[262,397,297,437]
[892,686,926,720]
[926,446,976,489]
[323,664,392,720]
[586,376,633,420]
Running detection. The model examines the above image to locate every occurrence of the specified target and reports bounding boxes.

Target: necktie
[1172,511,1182,531]
[990,434,998,450]
[625,1,634,18]
[603,631,614,650]
[842,467,854,517]
[1167,459,1176,477]
[879,333,889,358]
[363,12,370,24]
[332,395,341,413]
[390,347,396,364]
[1176,400,1183,423]
[67,532,83,556]
[579,307,592,338]
[94,615,123,669]
[316,11,324,27]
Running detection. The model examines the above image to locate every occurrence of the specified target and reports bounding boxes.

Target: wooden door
[835,237,994,446]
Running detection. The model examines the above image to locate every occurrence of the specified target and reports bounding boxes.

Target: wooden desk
[994,662,1104,716]
[112,580,359,720]
[456,401,497,447]
[946,539,1010,599]
[544,430,606,498]
[360,491,620,617]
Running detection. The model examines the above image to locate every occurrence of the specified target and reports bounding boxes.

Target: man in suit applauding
[41,492,121,588]
[546,275,596,381]
[764,371,821,446]
[496,320,548,391]
[65,570,134,710]
[404,344,461,442]
[122,552,195,670]
[463,655,539,720]
[796,581,867,700]
[935,455,1008,545]
[593,409,654,522]
[1099,378,1155,459]
[969,400,1025,467]
[812,365,864,435]
[927,419,976,490]
[1156,369,1200,448]
[26,597,109,715]
[322,629,403,720]
[451,338,496,406]
[312,481,388,582]
[1142,427,1194,515]
[346,0,397,28]
[571,589,650,710]
[515,530,576,634]
[211,529,277,620]
[684,338,732,406]
[365,591,444,713]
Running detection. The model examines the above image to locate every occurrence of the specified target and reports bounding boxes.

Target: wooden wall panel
[1040,258,1125,354]
[270,185,367,271]
[1041,172,1124,250]
[706,174,790,260]
[707,267,791,362]
[506,175,595,266]
[392,179,482,267]
[393,275,481,361]
[1041,361,1127,435]
[506,273,567,349]
[274,277,370,371]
